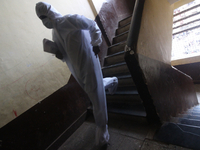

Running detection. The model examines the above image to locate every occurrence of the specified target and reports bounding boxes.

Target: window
[171,0,200,60]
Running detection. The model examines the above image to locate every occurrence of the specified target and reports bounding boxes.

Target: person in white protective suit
[35,2,119,146]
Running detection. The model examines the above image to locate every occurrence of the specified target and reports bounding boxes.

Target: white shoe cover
[95,125,110,146]
[103,77,118,95]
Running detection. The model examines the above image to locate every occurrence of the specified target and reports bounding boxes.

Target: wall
[98,0,135,45]
[90,0,107,16]
[174,62,200,84]
[0,76,90,150]
[0,0,94,128]
[137,0,174,65]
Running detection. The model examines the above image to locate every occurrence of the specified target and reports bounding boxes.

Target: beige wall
[137,0,174,65]
[89,0,107,16]
[168,0,179,4]
[0,0,94,128]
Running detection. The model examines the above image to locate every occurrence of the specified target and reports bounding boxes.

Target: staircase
[101,16,146,117]
[155,104,200,150]
[100,15,200,150]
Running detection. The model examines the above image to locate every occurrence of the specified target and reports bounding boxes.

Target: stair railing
[124,0,160,123]
[125,0,145,54]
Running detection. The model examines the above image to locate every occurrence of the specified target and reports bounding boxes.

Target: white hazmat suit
[35,2,109,146]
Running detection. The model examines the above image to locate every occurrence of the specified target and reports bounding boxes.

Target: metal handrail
[125,0,145,53]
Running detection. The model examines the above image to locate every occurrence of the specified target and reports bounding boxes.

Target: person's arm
[71,14,102,47]
[43,38,63,60]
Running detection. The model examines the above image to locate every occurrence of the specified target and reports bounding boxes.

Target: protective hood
[35,2,62,28]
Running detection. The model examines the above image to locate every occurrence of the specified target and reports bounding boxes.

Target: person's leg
[86,90,109,146]
[83,56,109,146]
[73,73,109,146]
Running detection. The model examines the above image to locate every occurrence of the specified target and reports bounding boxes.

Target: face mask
[42,18,53,29]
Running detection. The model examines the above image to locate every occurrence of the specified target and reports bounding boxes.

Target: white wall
[0,0,95,128]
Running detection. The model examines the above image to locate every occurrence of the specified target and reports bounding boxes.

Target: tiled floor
[58,113,191,150]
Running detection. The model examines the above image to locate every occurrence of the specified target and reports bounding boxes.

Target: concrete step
[177,123,200,136]
[109,90,138,95]
[182,114,200,120]
[154,122,200,150]
[107,42,126,56]
[112,31,129,45]
[107,101,146,117]
[106,94,141,103]
[118,15,132,28]
[191,107,200,112]
[104,51,125,66]
[102,62,129,77]
[179,118,200,126]
[117,75,135,87]
[185,111,200,116]
[107,86,138,96]
[116,23,130,36]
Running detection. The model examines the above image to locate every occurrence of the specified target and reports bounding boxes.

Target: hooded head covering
[35,2,62,29]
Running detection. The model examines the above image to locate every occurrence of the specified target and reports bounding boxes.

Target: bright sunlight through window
[171,0,200,60]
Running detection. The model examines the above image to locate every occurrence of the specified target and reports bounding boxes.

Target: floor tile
[58,114,192,150]
[141,139,171,150]
[106,132,125,150]
[141,139,192,150]
[118,136,143,150]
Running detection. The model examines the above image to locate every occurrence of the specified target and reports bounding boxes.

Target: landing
[58,113,190,150]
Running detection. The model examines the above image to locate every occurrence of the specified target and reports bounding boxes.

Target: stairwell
[102,16,146,118]
[100,4,200,150]
[87,0,200,149]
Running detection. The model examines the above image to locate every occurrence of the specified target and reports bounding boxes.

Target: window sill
[171,54,200,66]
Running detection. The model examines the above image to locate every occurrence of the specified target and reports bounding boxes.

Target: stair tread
[154,122,200,150]
[107,90,138,95]
[116,23,131,36]
[118,15,132,27]
[117,22,131,30]
[119,15,132,23]
[179,118,200,126]
[106,94,142,102]
[107,102,146,117]
[177,122,200,129]
[108,41,126,49]
[105,51,124,58]
[113,31,129,39]
[107,42,126,56]
[102,62,126,70]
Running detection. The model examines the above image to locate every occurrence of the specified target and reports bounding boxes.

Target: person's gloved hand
[55,50,63,60]
[93,46,100,58]
[90,31,102,46]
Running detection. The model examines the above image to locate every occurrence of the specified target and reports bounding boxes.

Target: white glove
[90,31,102,46]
